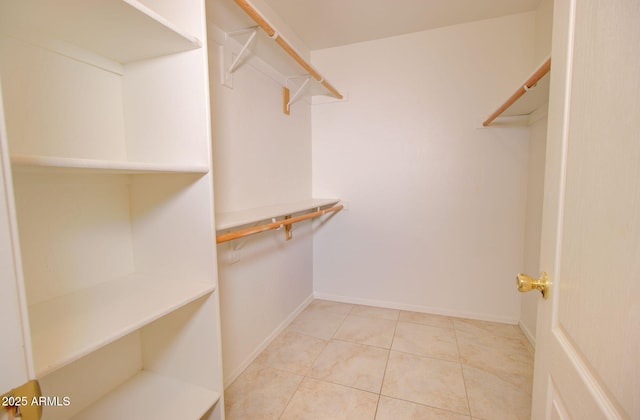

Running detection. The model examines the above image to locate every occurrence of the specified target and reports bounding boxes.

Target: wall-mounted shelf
[210,0,343,114]
[216,198,340,230]
[216,198,342,243]
[232,0,342,99]
[483,57,551,126]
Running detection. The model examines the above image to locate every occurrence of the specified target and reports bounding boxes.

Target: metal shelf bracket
[283,75,312,115]
[220,26,258,88]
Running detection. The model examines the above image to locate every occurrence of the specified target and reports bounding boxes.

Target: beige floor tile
[381,351,469,415]
[254,330,328,375]
[224,364,303,420]
[350,304,400,320]
[280,377,379,420]
[455,328,528,353]
[225,301,536,420]
[287,308,348,340]
[375,396,471,420]
[309,339,389,393]
[453,319,525,343]
[399,311,456,330]
[392,322,459,361]
[456,330,533,378]
[334,315,397,348]
[306,299,354,315]
[462,365,533,419]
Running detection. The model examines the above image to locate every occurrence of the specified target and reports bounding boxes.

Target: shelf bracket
[220,26,258,88]
[283,75,311,115]
[284,215,293,240]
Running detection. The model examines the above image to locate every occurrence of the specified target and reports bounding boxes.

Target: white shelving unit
[0,0,224,419]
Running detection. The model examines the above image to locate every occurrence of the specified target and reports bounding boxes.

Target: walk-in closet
[2,0,638,419]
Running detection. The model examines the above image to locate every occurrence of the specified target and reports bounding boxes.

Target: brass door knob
[516,272,549,299]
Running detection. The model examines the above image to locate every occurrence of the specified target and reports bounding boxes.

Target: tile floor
[224,299,535,420]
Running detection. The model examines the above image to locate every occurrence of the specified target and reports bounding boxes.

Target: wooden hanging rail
[233,0,343,100]
[483,57,551,127]
[216,204,343,243]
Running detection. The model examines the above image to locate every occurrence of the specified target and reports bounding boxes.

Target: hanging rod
[483,57,551,127]
[216,204,343,243]
[233,0,343,100]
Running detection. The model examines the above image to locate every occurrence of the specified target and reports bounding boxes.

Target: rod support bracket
[220,26,259,87]
[284,215,292,240]
[283,75,312,115]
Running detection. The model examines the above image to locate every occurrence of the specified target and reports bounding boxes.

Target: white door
[531,0,640,418]
[0,82,32,419]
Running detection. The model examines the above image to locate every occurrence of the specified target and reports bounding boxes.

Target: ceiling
[263,0,541,50]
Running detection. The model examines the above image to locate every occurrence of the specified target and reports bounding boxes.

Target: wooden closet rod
[216,204,344,243]
[233,0,343,100]
[483,57,551,127]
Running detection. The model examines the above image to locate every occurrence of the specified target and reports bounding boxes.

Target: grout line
[276,372,304,420]
[278,299,352,419]
[375,314,399,418]
[261,299,531,419]
[453,324,473,418]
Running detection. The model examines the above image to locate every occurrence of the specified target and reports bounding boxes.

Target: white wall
[311,13,536,323]
[520,0,554,343]
[208,29,314,386]
[520,115,547,342]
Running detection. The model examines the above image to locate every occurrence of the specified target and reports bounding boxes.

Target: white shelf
[10,154,209,174]
[0,0,201,64]
[72,371,220,419]
[29,274,215,377]
[213,24,340,100]
[216,198,341,231]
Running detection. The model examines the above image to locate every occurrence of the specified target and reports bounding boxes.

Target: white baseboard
[223,293,315,389]
[518,319,536,349]
[313,291,520,325]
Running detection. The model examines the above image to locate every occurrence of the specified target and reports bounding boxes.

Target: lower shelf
[29,273,215,377]
[71,371,220,419]
[215,198,340,231]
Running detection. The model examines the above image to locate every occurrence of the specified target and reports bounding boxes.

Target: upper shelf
[11,154,209,175]
[232,0,342,99]
[210,0,343,105]
[0,0,201,64]
[483,57,551,126]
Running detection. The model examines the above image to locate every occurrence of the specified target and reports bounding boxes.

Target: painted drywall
[311,13,536,323]
[520,115,547,342]
[208,28,314,386]
[534,0,554,64]
[520,0,554,343]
